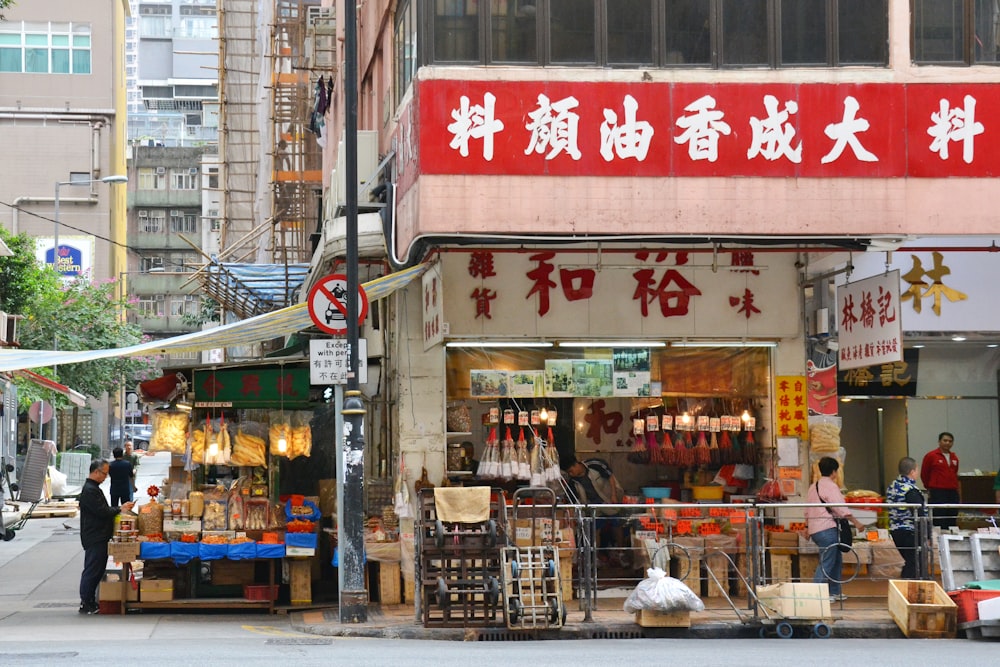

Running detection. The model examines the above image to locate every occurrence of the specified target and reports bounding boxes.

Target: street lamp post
[49,174,128,446]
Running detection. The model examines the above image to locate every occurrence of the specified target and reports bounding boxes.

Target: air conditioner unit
[171,210,182,217]
[334,130,379,209]
[138,210,148,218]
[189,167,198,175]
[155,167,165,175]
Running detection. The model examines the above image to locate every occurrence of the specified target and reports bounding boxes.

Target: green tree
[16,276,160,407]
[0,1,14,21]
[0,228,59,315]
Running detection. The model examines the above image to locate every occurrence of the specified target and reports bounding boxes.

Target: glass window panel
[24,22,48,32]
[664,0,711,65]
[0,34,21,46]
[838,0,888,65]
[73,35,91,47]
[550,0,595,63]
[25,48,48,72]
[72,49,91,74]
[913,0,964,63]
[25,34,48,46]
[721,0,768,65]
[0,48,21,72]
[52,23,71,32]
[52,49,69,73]
[52,35,69,46]
[434,0,479,62]
[974,0,1000,63]
[491,0,536,63]
[607,0,654,65]
[780,0,826,65]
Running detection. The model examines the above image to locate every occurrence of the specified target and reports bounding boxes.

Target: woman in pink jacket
[805,457,865,601]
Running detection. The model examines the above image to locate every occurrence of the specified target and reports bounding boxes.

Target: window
[425,0,888,68]
[140,210,165,234]
[913,0,1000,65]
[141,256,164,272]
[169,210,198,233]
[170,169,198,190]
[169,295,199,317]
[138,295,165,318]
[395,0,418,107]
[207,168,219,189]
[0,21,92,74]
[137,168,166,190]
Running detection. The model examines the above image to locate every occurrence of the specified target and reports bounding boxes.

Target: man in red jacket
[920,432,960,529]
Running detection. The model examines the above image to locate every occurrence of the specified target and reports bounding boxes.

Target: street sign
[307,273,369,335]
[28,400,53,424]
[309,339,368,385]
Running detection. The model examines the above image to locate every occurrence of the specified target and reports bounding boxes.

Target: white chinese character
[524,94,582,160]
[820,95,878,164]
[928,95,984,164]
[447,92,505,160]
[747,94,801,163]
[674,94,731,162]
[600,94,655,162]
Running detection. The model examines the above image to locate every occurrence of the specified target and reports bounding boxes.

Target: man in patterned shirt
[886,457,925,579]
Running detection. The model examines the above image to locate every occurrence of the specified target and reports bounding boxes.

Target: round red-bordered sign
[307,273,369,335]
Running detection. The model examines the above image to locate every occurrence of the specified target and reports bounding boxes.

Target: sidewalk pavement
[289,595,904,640]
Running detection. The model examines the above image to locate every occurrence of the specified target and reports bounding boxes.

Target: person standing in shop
[886,457,926,579]
[806,457,865,601]
[920,432,960,529]
[108,447,135,505]
[78,459,134,614]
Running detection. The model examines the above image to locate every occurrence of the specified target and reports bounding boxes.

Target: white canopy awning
[0,264,428,373]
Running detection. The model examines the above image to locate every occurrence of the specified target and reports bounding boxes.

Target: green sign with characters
[192,367,311,408]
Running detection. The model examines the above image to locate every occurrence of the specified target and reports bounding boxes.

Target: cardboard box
[768,531,800,555]
[757,582,831,619]
[888,579,956,639]
[378,561,402,604]
[108,541,141,564]
[635,609,691,627]
[99,580,138,602]
[140,578,174,602]
[770,554,793,582]
[211,560,254,586]
[163,518,202,533]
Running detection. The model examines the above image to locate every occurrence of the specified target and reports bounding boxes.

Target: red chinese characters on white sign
[837,270,902,371]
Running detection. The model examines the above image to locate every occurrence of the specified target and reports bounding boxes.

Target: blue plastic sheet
[227,542,257,560]
[331,547,366,568]
[199,542,228,561]
[255,542,285,559]
[286,532,318,549]
[140,541,171,561]
[170,541,199,565]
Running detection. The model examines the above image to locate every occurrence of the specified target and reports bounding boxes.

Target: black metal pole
[339,0,367,623]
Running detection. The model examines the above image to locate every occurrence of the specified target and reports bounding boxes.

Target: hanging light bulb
[539,406,549,423]
[207,437,219,459]
[277,429,288,454]
[741,408,751,423]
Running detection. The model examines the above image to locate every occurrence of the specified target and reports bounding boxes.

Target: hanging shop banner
[806,360,839,416]
[836,270,902,371]
[837,348,919,397]
[841,248,980,331]
[420,80,1000,179]
[193,367,311,409]
[422,263,444,350]
[775,376,808,439]
[308,339,368,386]
[442,250,798,339]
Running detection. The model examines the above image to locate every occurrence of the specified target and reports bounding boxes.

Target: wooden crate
[888,579,957,639]
[378,561,402,604]
[289,559,312,606]
[635,609,691,627]
[770,554,793,583]
[704,553,729,598]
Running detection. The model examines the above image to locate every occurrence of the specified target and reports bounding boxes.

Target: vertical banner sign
[422,263,444,350]
[775,376,809,438]
[836,270,902,371]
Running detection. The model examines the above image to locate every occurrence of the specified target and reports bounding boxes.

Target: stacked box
[635,609,691,627]
[140,578,174,602]
[770,554,793,582]
[757,582,831,619]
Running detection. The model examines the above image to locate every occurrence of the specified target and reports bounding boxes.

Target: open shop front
[102,363,339,614]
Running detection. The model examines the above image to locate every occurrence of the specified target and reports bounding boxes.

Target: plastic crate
[948,588,1000,624]
[243,584,279,601]
[98,600,122,615]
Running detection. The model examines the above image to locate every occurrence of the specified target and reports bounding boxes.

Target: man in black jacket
[78,459,134,614]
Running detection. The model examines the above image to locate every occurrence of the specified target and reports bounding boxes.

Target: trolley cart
[1,440,51,541]
[500,487,566,630]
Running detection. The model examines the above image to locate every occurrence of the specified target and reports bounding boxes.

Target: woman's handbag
[816,482,853,553]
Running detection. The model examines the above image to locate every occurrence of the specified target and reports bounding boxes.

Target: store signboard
[837,348,919,397]
[420,80,1000,179]
[308,339,368,386]
[34,235,94,278]
[836,270,902,371]
[422,263,444,350]
[775,376,808,439]
[193,367,311,408]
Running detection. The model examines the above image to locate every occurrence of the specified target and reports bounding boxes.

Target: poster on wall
[572,360,614,397]
[508,370,545,397]
[573,397,633,453]
[806,360,839,415]
[470,370,509,397]
[775,375,809,438]
[544,360,574,397]
[612,348,651,397]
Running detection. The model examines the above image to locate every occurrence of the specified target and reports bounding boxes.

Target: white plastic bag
[623,567,705,613]
[48,465,68,497]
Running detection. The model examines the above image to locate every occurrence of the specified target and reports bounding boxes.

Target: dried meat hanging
[658,430,675,466]
[719,429,733,465]
[694,429,712,465]
[743,428,758,465]
[515,428,531,481]
[628,433,648,465]
[500,427,515,481]
[646,430,661,466]
[709,430,721,467]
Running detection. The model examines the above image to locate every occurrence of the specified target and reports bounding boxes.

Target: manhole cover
[265,638,335,646]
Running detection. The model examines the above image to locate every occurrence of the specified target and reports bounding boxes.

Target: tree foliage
[0,228,59,315]
[0,1,14,21]
[16,277,160,405]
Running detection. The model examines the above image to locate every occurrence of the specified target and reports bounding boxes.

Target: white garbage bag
[623,567,705,613]
[48,465,69,498]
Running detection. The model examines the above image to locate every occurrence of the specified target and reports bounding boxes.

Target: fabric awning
[13,369,87,406]
[0,263,428,373]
